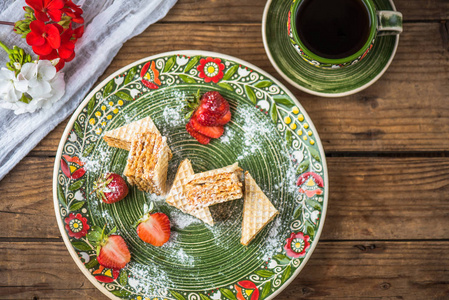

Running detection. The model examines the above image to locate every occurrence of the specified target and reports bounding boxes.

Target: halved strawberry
[186,122,211,145]
[88,226,131,270]
[136,212,171,246]
[215,110,231,125]
[190,117,224,139]
[200,91,229,118]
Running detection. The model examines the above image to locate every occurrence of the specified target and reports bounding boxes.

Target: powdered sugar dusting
[169,210,202,229]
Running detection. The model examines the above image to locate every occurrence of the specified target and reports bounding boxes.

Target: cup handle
[377,11,403,36]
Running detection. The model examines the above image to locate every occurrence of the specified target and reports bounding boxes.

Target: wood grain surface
[1,0,449,299]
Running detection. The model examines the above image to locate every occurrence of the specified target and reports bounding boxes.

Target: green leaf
[306,199,321,210]
[119,270,128,286]
[73,121,83,138]
[72,240,91,251]
[108,226,117,235]
[69,201,85,211]
[261,281,272,299]
[273,254,291,264]
[179,74,196,84]
[84,257,98,269]
[220,288,237,300]
[170,290,186,300]
[255,269,275,277]
[222,64,238,80]
[115,90,133,101]
[164,55,176,72]
[293,204,302,219]
[309,148,321,162]
[87,96,96,116]
[82,143,95,157]
[281,265,292,283]
[270,103,278,124]
[68,179,85,191]
[87,230,101,243]
[103,80,115,98]
[285,130,292,147]
[184,56,200,73]
[273,96,295,106]
[111,290,131,297]
[254,80,273,88]
[306,221,316,238]
[124,66,137,85]
[199,294,211,300]
[296,160,310,175]
[57,185,67,206]
[217,82,234,91]
[245,85,257,104]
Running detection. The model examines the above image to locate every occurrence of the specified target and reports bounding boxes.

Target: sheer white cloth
[0,0,177,180]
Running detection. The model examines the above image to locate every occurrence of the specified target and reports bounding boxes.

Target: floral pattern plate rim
[262,0,400,97]
[53,50,329,300]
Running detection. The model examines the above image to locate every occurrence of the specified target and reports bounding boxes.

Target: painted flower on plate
[235,280,259,300]
[65,213,89,239]
[140,61,161,89]
[197,57,225,83]
[284,232,310,258]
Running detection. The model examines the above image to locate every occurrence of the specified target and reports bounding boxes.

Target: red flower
[93,265,120,283]
[197,57,225,83]
[140,61,161,89]
[284,232,310,258]
[60,155,86,179]
[65,213,89,239]
[234,280,259,300]
[26,20,61,56]
[26,0,65,22]
[62,0,84,24]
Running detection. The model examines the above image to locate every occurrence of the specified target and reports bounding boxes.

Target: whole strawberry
[92,173,129,204]
[88,225,131,270]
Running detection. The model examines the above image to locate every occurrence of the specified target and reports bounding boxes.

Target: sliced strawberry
[137,212,171,246]
[215,110,231,125]
[97,235,131,270]
[200,91,229,118]
[190,117,224,139]
[194,105,218,126]
[186,122,211,145]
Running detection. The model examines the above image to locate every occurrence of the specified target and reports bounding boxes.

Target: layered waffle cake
[124,132,172,195]
[166,159,214,226]
[241,171,279,246]
[103,116,160,151]
[184,162,243,210]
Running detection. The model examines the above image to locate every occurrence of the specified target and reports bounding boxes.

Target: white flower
[238,66,251,77]
[130,88,139,98]
[176,55,189,66]
[0,68,24,102]
[0,60,65,114]
[114,76,124,86]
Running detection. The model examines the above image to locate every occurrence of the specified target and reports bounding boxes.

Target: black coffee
[296,0,371,59]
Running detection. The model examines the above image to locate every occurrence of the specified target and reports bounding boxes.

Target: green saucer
[262,0,400,97]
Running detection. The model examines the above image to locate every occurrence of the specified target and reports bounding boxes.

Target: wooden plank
[2,156,449,240]
[29,22,449,155]
[1,240,448,299]
[163,0,449,22]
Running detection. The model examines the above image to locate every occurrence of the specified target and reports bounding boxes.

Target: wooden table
[2,0,449,299]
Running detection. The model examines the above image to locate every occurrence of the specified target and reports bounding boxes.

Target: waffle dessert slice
[184,162,243,210]
[241,171,279,246]
[123,132,172,195]
[103,116,161,151]
[166,159,214,226]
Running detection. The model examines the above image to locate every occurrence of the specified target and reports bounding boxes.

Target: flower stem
[0,21,15,26]
[0,40,11,54]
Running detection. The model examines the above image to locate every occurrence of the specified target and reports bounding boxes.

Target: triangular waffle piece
[103,116,161,151]
[184,163,243,210]
[124,132,171,195]
[166,159,214,226]
[241,171,279,246]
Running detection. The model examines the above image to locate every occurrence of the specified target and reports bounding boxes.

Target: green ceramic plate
[53,51,328,300]
[262,0,400,97]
